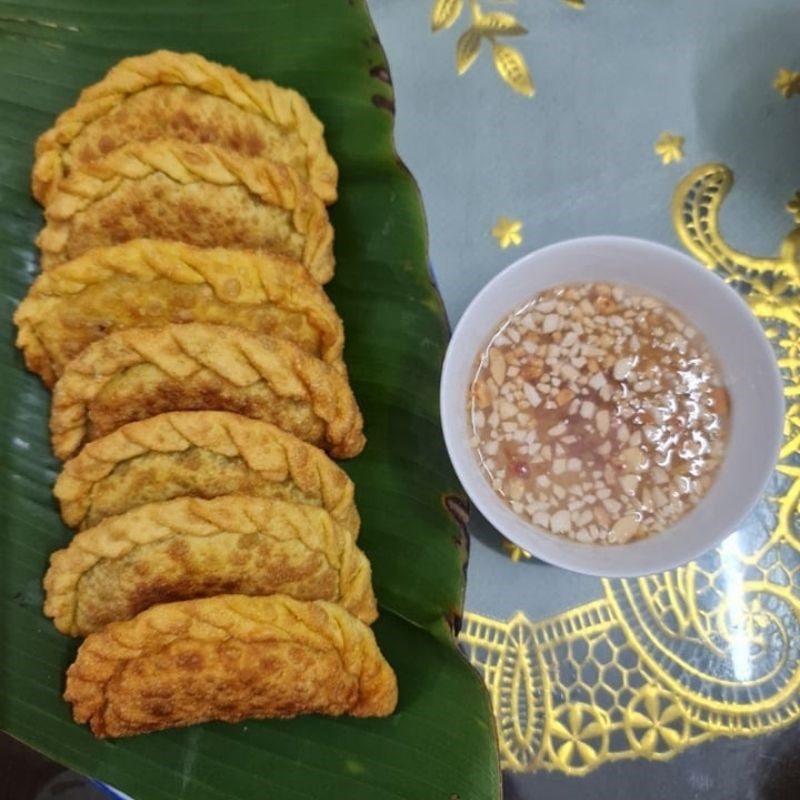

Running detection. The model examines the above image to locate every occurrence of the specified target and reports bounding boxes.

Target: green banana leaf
[0,1,501,798]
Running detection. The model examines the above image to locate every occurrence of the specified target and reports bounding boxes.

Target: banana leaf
[0,1,501,798]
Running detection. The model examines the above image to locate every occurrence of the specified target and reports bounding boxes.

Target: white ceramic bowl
[440,236,784,577]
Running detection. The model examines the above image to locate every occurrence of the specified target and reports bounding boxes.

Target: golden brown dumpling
[64,594,397,738]
[14,240,344,387]
[53,411,360,536]
[36,139,334,281]
[44,495,377,635]
[32,49,337,205]
[50,323,364,460]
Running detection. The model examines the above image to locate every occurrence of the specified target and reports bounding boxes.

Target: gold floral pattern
[430,0,583,96]
[654,132,685,165]
[492,216,523,248]
[773,67,800,98]
[459,163,800,774]
[546,703,610,774]
[623,687,691,757]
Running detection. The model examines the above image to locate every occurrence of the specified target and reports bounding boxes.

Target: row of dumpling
[14,51,397,738]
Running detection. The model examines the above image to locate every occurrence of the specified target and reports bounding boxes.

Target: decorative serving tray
[369,0,800,794]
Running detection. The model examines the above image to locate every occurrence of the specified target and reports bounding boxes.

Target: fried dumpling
[64,594,397,737]
[33,50,337,205]
[14,240,344,387]
[44,495,377,636]
[53,411,359,535]
[50,323,365,460]
[36,139,334,282]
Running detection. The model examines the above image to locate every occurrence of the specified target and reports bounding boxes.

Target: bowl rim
[440,235,785,577]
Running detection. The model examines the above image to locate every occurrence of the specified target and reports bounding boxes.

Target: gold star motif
[492,216,523,249]
[786,191,800,222]
[654,132,684,165]
[501,540,532,562]
[773,67,800,98]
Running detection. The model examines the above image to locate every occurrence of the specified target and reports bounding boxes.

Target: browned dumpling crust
[64,595,397,738]
[36,140,334,281]
[54,411,360,536]
[14,239,344,387]
[50,323,364,460]
[44,495,377,636]
[33,49,338,205]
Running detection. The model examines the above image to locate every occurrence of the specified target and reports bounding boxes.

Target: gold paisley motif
[459,162,800,774]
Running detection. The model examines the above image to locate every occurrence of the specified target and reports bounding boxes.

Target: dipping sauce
[467,282,730,544]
